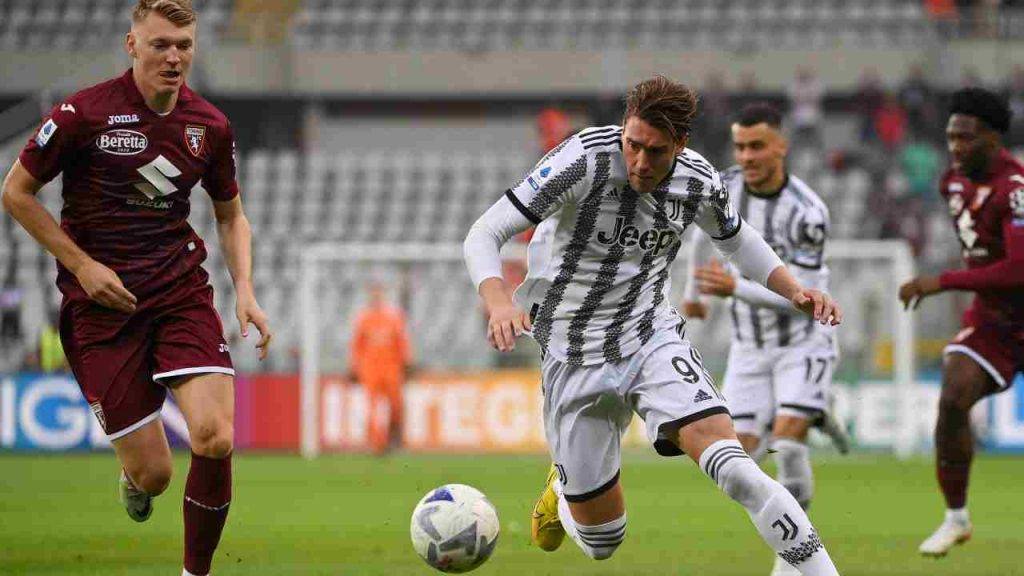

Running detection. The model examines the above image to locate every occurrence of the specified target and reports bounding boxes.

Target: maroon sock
[183,453,232,575]
[937,460,970,510]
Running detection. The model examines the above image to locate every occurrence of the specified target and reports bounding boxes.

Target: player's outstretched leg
[684,415,840,576]
[173,374,235,576]
[919,353,993,557]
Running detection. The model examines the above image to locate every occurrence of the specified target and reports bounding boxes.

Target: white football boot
[118,470,153,522]
[770,555,802,575]
[919,516,972,557]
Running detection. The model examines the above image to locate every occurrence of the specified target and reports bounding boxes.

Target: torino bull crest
[185,124,206,157]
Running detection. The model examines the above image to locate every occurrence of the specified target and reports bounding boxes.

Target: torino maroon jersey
[939,149,1024,328]
[18,69,238,303]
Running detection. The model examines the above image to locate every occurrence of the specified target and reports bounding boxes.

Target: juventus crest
[184,124,206,157]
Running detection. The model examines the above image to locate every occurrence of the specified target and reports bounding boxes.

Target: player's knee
[938,386,975,415]
[190,420,234,459]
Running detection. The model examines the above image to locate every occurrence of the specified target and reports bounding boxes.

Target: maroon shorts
[59,275,233,440]
[944,309,1024,390]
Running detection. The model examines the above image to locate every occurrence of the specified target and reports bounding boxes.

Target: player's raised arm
[692,181,841,325]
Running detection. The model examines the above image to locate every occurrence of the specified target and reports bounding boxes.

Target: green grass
[1,452,1022,575]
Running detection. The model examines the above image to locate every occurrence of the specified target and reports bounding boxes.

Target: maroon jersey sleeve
[202,120,239,202]
[939,178,1024,290]
[18,101,84,184]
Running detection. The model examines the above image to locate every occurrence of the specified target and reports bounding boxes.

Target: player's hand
[792,288,842,326]
[236,293,272,361]
[694,259,736,297]
[682,300,708,320]
[74,258,137,313]
[486,302,531,352]
[898,276,942,310]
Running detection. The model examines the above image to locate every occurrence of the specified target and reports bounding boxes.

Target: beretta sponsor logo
[96,129,148,155]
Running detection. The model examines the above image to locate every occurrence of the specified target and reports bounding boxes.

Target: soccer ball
[410,484,500,573]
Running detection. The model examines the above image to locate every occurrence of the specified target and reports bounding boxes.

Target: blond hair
[623,76,699,143]
[132,0,196,26]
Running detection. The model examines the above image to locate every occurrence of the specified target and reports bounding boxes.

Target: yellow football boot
[530,464,565,551]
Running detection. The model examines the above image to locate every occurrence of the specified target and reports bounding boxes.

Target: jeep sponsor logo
[597,216,677,255]
[96,129,147,156]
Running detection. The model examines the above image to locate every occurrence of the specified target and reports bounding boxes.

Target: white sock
[700,439,839,576]
[945,507,969,525]
[771,437,814,510]
[554,479,626,560]
[182,569,206,576]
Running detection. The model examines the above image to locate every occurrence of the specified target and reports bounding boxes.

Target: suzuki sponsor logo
[97,129,148,156]
[107,113,140,125]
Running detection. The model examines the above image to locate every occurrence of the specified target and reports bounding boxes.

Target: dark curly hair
[950,87,1012,134]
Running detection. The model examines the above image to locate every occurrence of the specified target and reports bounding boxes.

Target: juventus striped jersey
[687,167,833,349]
[496,126,742,366]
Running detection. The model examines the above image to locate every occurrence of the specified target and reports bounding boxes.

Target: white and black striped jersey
[507,126,740,366]
[689,166,832,349]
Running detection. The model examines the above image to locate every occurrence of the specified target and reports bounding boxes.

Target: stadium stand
[288,0,935,51]
[0,0,234,49]
[0,0,939,51]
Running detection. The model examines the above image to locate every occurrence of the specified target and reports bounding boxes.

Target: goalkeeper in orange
[349,282,412,454]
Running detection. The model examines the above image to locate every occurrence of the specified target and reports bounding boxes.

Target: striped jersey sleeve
[686,154,740,241]
[505,131,594,224]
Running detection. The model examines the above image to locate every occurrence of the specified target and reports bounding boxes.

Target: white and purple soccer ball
[410,484,500,573]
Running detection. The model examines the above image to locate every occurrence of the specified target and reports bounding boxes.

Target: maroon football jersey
[939,149,1024,328]
[19,69,238,303]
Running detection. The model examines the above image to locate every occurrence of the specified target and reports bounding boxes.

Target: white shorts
[723,332,837,437]
[541,329,729,502]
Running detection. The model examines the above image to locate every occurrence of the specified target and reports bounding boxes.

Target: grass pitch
[1,452,1022,575]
